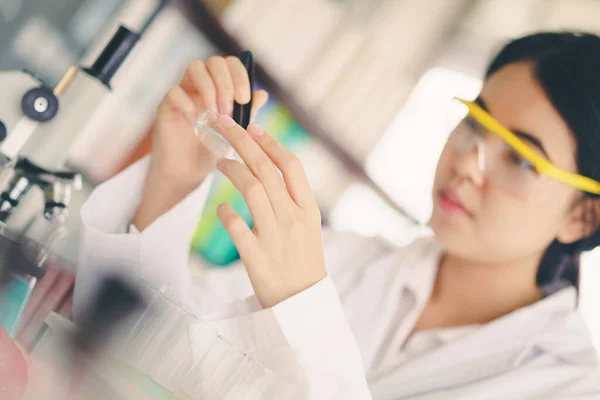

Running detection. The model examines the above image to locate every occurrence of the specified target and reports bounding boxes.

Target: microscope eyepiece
[82,26,140,89]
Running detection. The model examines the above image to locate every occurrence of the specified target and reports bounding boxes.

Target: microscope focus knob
[43,201,68,225]
[0,120,6,142]
[21,87,59,123]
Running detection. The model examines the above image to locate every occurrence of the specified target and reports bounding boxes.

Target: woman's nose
[453,139,485,187]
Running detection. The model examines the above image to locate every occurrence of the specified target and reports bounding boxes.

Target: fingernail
[248,123,264,137]
[216,157,226,167]
[237,90,252,105]
[218,114,236,128]
[220,102,234,116]
[207,103,218,113]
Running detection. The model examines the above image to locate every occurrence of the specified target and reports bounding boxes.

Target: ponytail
[537,224,600,297]
[537,240,580,297]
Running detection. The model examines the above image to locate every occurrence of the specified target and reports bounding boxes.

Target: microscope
[0,2,168,337]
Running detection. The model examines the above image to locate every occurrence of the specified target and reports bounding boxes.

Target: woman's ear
[557,196,600,244]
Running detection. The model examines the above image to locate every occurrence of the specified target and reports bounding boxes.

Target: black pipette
[233,50,255,129]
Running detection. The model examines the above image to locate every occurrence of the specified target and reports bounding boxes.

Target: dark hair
[485,32,600,296]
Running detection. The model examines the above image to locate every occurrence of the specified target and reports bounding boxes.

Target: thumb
[250,89,269,122]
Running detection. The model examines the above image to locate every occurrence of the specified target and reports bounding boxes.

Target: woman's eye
[465,115,485,135]
[506,150,537,173]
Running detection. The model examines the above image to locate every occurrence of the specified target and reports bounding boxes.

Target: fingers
[157,85,196,124]
[247,123,315,209]
[251,89,269,122]
[217,203,257,256]
[180,56,252,118]
[225,56,252,104]
[216,158,276,230]
[180,61,218,112]
[217,115,292,213]
[206,56,235,116]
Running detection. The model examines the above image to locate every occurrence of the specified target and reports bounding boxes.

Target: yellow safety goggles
[451,97,600,197]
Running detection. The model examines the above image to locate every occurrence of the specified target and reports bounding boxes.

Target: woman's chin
[429,212,474,255]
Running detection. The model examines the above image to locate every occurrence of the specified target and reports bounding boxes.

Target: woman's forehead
[480,62,578,170]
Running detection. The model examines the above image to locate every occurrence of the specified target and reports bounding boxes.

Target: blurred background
[2,0,599,350]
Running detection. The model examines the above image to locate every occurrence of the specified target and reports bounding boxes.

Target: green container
[0,276,34,338]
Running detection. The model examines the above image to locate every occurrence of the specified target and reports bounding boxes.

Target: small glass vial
[194,110,234,158]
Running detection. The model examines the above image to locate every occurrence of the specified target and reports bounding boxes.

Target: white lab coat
[74,157,600,399]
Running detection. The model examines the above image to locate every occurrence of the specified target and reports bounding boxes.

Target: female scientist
[73,32,600,399]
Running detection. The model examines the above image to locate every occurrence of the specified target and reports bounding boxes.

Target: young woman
[74,32,600,398]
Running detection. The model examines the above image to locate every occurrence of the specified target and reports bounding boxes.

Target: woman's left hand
[214,114,326,309]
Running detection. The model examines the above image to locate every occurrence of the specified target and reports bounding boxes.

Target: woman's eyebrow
[474,97,551,160]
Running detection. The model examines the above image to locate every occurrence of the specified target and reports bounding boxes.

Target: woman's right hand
[134,56,269,231]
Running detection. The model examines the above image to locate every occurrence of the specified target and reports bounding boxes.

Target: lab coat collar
[371,282,592,399]
[400,239,441,306]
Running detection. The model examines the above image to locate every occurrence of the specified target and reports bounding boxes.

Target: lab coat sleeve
[203,276,373,399]
[73,155,219,319]
[75,156,372,398]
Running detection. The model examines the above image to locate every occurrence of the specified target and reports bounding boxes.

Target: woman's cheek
[434,147,455,185]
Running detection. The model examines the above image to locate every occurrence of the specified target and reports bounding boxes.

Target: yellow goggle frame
[456,97,600,195]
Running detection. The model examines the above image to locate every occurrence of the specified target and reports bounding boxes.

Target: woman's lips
[438,189,472,217]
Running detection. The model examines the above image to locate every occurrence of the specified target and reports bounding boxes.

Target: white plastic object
[34,281,276,399]
[111,281,275,398]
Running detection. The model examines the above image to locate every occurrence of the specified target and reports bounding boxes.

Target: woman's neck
[430,252,543,325]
